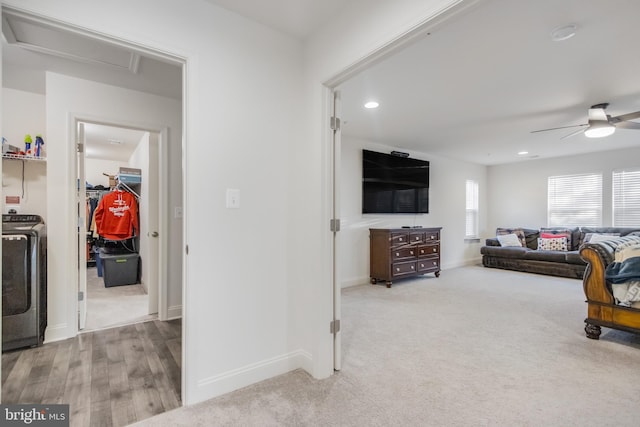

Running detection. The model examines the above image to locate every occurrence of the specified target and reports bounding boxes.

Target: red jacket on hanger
[94,190,139,240]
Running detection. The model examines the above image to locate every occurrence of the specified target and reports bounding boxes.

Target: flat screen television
[362,149,429,214]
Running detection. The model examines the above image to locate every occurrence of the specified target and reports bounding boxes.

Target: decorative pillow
[497,233,523,247]
[540,228,574,250]
[496,227,526,247]
[537,237,568,251]
[584,233,619,243]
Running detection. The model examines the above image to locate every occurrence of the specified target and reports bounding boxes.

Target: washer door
[2,235,31,315]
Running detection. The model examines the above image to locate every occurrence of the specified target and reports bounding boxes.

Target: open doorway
[78,122,160,332]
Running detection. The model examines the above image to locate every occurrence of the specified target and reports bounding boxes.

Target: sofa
[481,227,640,279]
[580,235,640,339]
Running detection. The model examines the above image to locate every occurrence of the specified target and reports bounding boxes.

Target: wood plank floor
[2,319,181,427]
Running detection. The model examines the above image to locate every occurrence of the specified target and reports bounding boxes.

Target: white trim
[193,350,312,404]
[167,305,182,320]
[341,277,370,288]
[42,322,69,344]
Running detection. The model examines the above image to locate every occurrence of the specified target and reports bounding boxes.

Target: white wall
[85,158,121,188]
[340,137,487,287]
[486,146,640,234]
[2,88,47,217]
[44,72,182,346]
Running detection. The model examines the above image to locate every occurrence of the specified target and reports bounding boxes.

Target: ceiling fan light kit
[584,123,615,138]
[532,102,640,139]
[550,24,577,42]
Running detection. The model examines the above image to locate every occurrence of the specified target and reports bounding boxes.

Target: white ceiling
[336,0,640,165]
[82,123,147,162]
[4,1,640,166]
[203,0,350,39]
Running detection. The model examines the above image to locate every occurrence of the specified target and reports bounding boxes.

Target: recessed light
[364,101,379,109]
[108,139,123,145]
[551,24,577,42]
[518,151,529,156]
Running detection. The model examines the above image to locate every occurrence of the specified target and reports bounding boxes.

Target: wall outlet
[174,207,183,218]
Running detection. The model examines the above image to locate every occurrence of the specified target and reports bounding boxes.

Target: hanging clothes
[94,189,139,240]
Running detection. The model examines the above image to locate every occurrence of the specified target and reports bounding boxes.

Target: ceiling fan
[531,103,640,139]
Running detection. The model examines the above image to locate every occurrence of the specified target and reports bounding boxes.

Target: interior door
[147,132,160,314]
[77,122,87,330]
[332,90,342,371]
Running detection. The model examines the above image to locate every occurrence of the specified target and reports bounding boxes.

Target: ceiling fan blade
[531,123,587,133]
[588,108,608,121]
[610,110,640,123]
[560,128,586,140]
[615,120,640,130]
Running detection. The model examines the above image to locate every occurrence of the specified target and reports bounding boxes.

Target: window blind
[613,168,640,226]
[465,180,479,238]
[547,173,602,227]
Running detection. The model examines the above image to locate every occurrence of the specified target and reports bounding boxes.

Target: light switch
[226,189,240,208]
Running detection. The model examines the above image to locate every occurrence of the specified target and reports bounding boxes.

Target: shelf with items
[2,153,47,162]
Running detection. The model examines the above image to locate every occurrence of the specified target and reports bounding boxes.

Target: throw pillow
[496,227,526,247]
[540,228,574,250]
[584,233,620,243]
[538,237,568,251]
[497,233,523,247]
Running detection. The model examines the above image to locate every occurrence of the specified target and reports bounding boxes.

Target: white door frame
[71,114,171,324]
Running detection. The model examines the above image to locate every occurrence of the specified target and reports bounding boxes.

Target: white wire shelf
[2,153,47,162]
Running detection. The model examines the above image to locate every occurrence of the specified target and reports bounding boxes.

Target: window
[547,173,602,227]
[465,180,479,238]
[613,168,640,226]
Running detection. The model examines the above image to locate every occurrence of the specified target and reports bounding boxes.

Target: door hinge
[78,291,84,301]
[77,143,84,153]
[330,116,341,131]
[330,319,341,334]
[185,244,189,255]
[330,219,341,232]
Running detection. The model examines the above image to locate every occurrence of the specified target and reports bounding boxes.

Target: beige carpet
[84,266,155,331]
[134,265,640,426]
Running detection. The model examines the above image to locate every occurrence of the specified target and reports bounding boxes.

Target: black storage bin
[101,252,139,287]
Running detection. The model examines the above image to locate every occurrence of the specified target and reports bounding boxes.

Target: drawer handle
[399,237,403,242]
[396,252,400,257]
[410,251,414,255]
[396,267,400,272]
[433,248,437,252]
[415,236,419,240]
[430,236,435,239]
[433,261,437,266]
[420,263,424,268]
[420,249,424,254]
[411,265,415,270]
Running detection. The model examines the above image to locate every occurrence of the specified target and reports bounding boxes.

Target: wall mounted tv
[362,149,430,214]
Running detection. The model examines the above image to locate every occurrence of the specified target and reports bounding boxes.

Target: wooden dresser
[369,227,442,288]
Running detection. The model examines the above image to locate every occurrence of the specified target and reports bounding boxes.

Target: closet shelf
[2,153,47,162]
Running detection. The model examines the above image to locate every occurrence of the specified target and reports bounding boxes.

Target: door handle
[151,231,159,237]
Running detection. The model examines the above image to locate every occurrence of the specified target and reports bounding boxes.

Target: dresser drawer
[409,232,424,244]
[417,258,439,272]
[392,261,417,277]
[424,230,439,242]
[418,244,439,257]
[392,247,418,261]
[390,233,410,246]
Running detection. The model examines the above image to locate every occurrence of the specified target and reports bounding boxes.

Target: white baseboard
[190,349,312,405]
[341,276,370,288]
[167,305,182,319]
[43,322,71,344]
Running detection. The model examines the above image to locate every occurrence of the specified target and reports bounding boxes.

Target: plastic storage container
[101,252,139,287]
